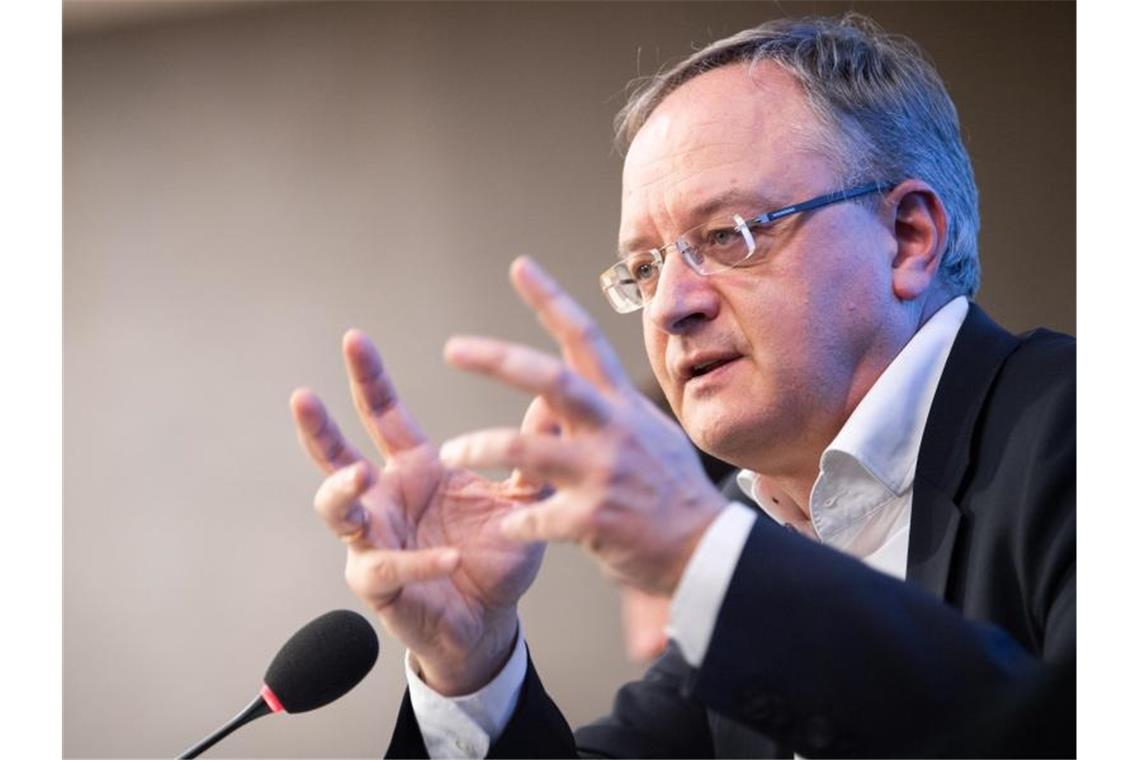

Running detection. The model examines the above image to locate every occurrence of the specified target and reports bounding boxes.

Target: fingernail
[440,548,461,568]
[341,461,367,489]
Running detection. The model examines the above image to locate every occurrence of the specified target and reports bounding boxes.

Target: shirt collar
[738,296,969,548]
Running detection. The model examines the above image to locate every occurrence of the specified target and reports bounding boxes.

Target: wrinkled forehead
[620,62,836,240]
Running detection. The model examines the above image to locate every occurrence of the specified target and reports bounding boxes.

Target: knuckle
[598,450,624,487]
[370,556,399,587]
[324,435,347,464]
[345,561,370,594]
[583,526,604,554]
[486,343,509,371]
[504,434,527,464]
[361,380,397,416]
[313,485,332,517]
[570,314,603,345]
[553,366,580,398]
[452,437,473,461]
[584,506,605,535]
[574,505,602,544]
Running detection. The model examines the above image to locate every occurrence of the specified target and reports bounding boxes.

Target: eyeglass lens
[602,215,757,312]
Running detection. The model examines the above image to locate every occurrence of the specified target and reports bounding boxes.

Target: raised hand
[289,330,545,695]
[439,257,728,596]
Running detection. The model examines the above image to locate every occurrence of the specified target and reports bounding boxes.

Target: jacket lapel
[908,304,1019,598]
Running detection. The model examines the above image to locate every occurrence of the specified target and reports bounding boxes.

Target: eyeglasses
[599,181,893,314]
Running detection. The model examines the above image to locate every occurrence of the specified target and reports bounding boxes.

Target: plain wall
[64,2,1074,756]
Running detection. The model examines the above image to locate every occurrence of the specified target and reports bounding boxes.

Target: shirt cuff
[667,501,757,667]
[404,622,529,759]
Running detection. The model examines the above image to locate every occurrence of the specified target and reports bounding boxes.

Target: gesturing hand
[439,257,728,596]
[289,330,546,695]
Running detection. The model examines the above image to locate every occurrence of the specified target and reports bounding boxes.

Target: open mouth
[685,354,742,382]
[691,357,735,377]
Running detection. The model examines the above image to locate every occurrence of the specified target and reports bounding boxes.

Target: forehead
[619,62,836,247]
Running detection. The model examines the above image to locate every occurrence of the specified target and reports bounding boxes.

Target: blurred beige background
[64,1,1074,757]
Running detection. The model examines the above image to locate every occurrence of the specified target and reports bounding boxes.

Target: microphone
[179,609,379,758]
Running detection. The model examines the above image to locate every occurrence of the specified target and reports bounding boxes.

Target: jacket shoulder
[984,325,1071,421]
[1008,326,1074,371]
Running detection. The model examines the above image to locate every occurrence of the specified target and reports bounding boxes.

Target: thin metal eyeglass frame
[600,179,894,314]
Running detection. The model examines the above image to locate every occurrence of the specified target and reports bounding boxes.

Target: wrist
[414,612,519,696]
[663,495,728,595]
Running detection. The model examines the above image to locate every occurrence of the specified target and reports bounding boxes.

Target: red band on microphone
[260,683,286,713]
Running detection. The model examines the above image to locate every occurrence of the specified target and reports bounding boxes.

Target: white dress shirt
[408,296,969,758]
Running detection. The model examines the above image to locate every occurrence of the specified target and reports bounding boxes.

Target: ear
[884,180,948,302]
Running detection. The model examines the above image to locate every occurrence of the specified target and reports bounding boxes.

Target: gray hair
[615,13,981,298]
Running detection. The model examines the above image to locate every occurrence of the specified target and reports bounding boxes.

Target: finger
[509,396,561,494]
[313,461,376,550]
[499,494,587,544]
[348,546,461,609]
[444,336,610,426]
[439,428,583,484]
[519,395,561,437]
[342,329,429,457]
[509,256,630,391]
[290,387,365,475]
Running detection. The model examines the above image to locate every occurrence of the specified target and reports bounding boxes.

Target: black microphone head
[263,609,379,713]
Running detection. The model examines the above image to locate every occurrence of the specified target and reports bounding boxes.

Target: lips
[679,351,743,382]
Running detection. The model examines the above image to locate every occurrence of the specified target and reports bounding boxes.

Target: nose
[643,250,720,334]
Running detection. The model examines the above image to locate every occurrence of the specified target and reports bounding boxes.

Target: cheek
[642,321,672,393]
[720,253,858,388]
[782,235,893,378]
[719,272,811,365]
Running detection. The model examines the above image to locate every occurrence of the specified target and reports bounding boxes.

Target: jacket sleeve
[572,642,715,758]
[688,518,1039,756]
[385,652,576,759]
[386,642,728,759]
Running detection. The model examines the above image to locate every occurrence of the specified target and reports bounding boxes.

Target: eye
[625,253,657,282]
[633,261,657,281]
[707,227,737,247]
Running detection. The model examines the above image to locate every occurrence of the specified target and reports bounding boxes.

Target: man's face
[621,62,902,475]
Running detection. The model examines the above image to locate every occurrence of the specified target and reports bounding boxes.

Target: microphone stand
[178,695,273,759]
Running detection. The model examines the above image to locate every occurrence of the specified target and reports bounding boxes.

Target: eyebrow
[617,188,781,258]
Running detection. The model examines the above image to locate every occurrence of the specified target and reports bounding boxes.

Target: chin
[683,405,757,467]
[683,392,798,473]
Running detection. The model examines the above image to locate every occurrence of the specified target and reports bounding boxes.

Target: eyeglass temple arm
[753,181,892,225]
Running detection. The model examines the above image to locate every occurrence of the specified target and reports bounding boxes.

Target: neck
[737,425,831,525]
[749,294,958,522]
[740,293,962,525]
[763,471,818,524]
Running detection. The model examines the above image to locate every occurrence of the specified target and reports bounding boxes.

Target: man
[289,14,1074,758]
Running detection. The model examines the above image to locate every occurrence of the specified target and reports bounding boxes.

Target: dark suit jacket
[387,305,1075,758]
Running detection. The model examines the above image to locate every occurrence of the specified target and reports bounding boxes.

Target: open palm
[290,329,543,692]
